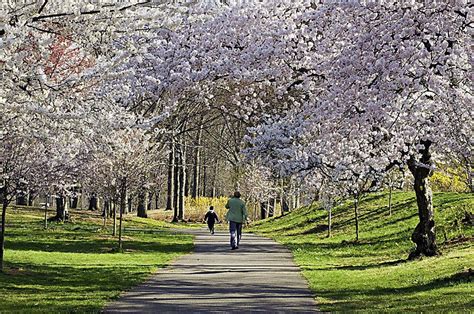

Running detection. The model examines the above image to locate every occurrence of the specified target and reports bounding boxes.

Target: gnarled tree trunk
[408,140,438,259]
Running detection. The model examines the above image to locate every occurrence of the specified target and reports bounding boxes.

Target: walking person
[225,191,248,250]
[204,206,220,234]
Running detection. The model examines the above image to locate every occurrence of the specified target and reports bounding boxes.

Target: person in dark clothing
[204,206,220,234]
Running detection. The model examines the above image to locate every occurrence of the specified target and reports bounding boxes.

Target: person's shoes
[211,231,214,235]
[231,246,238,250]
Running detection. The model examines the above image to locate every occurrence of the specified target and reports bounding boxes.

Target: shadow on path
[105,229,318,313]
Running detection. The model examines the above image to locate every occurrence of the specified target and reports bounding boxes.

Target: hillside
[250,192,474,312]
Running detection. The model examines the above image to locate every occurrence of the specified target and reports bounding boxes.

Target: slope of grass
[1,207,193,312]
[251,192,474,312]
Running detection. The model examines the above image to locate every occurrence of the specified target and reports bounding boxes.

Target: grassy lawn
[250,192,474,312]
[1,207,193,312]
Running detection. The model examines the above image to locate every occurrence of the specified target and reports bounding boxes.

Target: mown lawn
[251,192,474,312]
[1,208,193,312]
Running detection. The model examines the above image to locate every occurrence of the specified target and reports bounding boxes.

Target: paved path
[105,229,318,313]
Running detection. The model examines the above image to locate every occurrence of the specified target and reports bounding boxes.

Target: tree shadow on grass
[313,270,473,312]
[1,263,158,312]
[6,239,192,254]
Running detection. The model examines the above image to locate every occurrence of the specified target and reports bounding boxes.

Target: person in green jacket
[225,191,248,250]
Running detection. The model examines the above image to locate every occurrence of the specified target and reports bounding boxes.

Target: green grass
[1,208,193,312]
[250,192,474,312]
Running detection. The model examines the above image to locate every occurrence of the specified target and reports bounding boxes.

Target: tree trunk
[137,191,147,218]
[166,142,175,211]
[295,193,300,209]
[112,200,117,236]
[51,194,66,221]
[16,191,27,206]
[202,164,207,197]
[118,179,126,251]
[146,191,153,211]
[80,188,85,210]
[70,195,78,209]
[211,161,217,198]
[178,141,186,221]
[28,190,36,206]
[103,199,109,227]
[260,202,267,219]
[44,195,49,229]
[327,206,332,238]
[408,140,438,259]
[279,179,284,216]
[268,198,274,217]
[388,184,393,216]
[464,156,473,193]
[88,194,98,211]
[0,187,8,272]
[155,189,160,210]
[192,124,203,199]
[354,197,359,241]
[172,146,180,222]
[127,195,133,213]
[185,165,191,198]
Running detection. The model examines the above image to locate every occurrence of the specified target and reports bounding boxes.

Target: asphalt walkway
[105,228,318,313]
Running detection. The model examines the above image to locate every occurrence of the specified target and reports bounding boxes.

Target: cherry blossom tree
[247,2,472,258]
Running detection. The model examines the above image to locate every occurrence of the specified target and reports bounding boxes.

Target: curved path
[105,229,318,313]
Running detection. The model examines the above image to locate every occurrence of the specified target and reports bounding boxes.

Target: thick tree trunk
[0,187,8,272]
[166,142,175,211]
[49,194,66,222]
[137,191,147,218]
[408,140,438,259]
